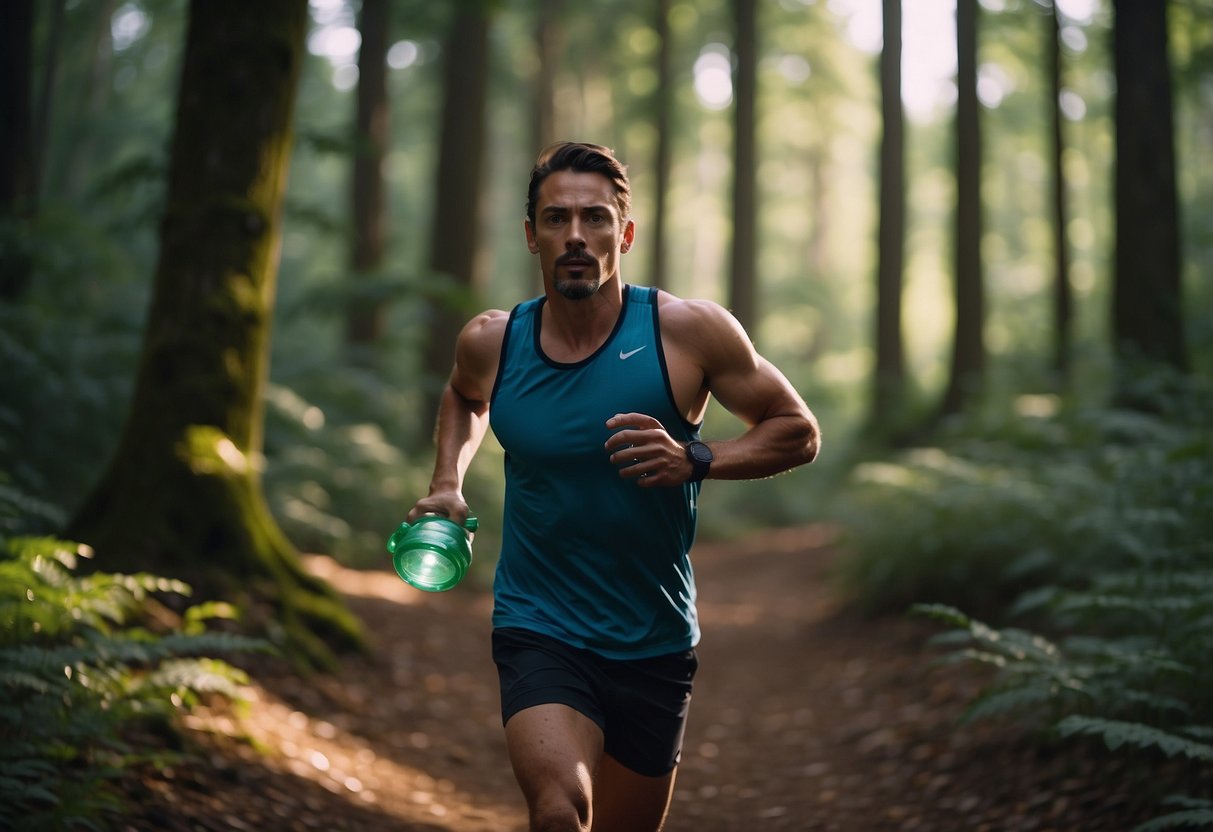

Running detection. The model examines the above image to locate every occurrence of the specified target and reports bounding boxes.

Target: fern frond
[0,669,58,694]
[963,680,1058,723]
[1132,808,1213,832]
[1057,715,1213,761]
[911,603,972,628]
[154,631,270,657]
[1159,795,1213,811]
[1180,726,1213,741]
[138,657,250,700]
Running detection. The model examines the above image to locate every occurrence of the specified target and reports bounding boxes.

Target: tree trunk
[873,0,907,426]
[64,0,118,201]
[0,0,35,300]
[532,0,562,152]
[531,0,563,296]
[68,0,363,671]
[422,1,490,411]
[1049,0,1073,385]
[345,0,390,352]
[1112,0,1186,379]
[940,0,984,417]
[648,0,673,291]
[728,0,758,334]
[31,0,67,204]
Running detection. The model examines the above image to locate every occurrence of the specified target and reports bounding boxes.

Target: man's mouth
[557,253,592,270]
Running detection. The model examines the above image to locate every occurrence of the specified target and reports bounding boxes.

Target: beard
[554,276,601,300]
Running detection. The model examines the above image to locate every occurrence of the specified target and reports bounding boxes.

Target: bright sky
[829,0,1101,120]
[300,0,1105,119]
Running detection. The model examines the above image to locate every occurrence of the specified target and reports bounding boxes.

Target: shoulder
[461,308,510,344]
[656,291,754,359]
[452,309,509,400]
[458,309,509,361]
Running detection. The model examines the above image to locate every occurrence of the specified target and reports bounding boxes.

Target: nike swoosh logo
[619,346,647,360]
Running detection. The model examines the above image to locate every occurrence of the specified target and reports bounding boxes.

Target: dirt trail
[127,526,1157,831]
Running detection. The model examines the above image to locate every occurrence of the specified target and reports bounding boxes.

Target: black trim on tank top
[489,303,524,407]
[532,285,634,370]
[649,287,703,435]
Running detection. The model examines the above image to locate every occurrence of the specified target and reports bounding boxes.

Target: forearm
[426,383,490,494]
[703,409,820,481]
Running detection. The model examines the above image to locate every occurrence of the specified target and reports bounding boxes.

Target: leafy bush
[915,602,1213,831]
[0,535,267,830]
[835,371,1213,829]
[834,378,1213,614]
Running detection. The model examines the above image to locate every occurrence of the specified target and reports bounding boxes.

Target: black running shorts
[491,627,699,777]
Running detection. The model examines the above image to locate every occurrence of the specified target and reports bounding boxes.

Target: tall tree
[1048,0,1073,384]
[0,0,36,300]
[1111,0,1186,379]
[421,0,491,410]
[532,0,562,152]
[68,0,362,670]
[648,0,673,291]
[872,0,907,427]
[940,0,985,417]
[530,0,563,296]
[728,0,758,333]
[63,0,118,201]
[345,0,390,353]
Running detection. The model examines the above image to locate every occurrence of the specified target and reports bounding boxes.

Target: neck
[541,280,627,359]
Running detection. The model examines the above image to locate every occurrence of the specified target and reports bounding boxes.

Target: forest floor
[122,525,1178,831]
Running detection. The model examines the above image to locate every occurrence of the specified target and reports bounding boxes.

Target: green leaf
[1058,716,1213,761]
[1132,809,1213,832]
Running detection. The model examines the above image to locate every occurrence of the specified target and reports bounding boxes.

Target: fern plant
[0,535,268,830]
[840,372,1213,830]
[914,602,1213,831]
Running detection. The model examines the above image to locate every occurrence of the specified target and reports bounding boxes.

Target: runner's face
[525,170,634,300]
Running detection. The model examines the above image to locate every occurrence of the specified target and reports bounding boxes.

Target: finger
[628,467,666,487]
[605,412,664,430]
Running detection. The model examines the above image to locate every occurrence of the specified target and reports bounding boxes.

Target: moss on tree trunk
[68,0,363,670]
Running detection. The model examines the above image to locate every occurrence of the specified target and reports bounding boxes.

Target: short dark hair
[526,142,631,226]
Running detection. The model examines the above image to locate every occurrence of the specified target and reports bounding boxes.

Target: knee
[528,788,591,832]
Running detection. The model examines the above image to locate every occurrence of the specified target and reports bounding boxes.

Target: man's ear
[620,218,635,253]
[524,219,539,254]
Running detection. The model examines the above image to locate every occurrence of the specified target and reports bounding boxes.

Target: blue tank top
[489,285,702,659]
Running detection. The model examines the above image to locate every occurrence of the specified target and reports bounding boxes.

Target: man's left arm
[604,299,819,485]
[683,300,819,480]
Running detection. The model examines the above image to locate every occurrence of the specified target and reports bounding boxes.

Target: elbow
[798,415,822,466]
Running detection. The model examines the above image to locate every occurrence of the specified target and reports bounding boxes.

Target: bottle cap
[387,515,477,592]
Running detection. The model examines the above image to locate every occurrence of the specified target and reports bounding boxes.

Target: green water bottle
[386,514,479,592]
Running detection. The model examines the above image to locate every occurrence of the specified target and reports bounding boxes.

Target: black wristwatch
[685,440,713,483]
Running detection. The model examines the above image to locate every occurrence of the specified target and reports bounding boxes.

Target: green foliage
[847,371,1213,827]
[1133,797,1213,832]
[1057,716,1213,762]
[0,533,267,830]
[914,597,1213,826]
[835,373,1213,614]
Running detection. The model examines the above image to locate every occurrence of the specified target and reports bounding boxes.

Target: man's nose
[565,217,586,247]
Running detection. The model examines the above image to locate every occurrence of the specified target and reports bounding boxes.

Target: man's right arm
[406,310,508,525]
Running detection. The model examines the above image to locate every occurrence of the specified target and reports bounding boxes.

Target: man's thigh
[503,703,603,813]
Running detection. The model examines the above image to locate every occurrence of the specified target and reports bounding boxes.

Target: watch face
[690,442,713,463]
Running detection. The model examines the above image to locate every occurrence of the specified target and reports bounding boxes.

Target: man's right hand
[406,490,470,526]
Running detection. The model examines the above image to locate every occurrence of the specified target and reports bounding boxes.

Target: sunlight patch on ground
[183,683,521,831]
[302,554,421,605]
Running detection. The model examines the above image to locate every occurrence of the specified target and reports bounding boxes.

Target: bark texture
[69,0,363,670]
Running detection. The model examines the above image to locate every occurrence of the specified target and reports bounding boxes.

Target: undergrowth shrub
[0,535,267,830]
[835,371,1213,829]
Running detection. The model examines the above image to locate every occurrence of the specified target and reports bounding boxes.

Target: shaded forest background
[1,0,1212,829]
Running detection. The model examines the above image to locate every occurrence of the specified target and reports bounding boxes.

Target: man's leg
[590,753,677,832]
[504,702,604,832]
